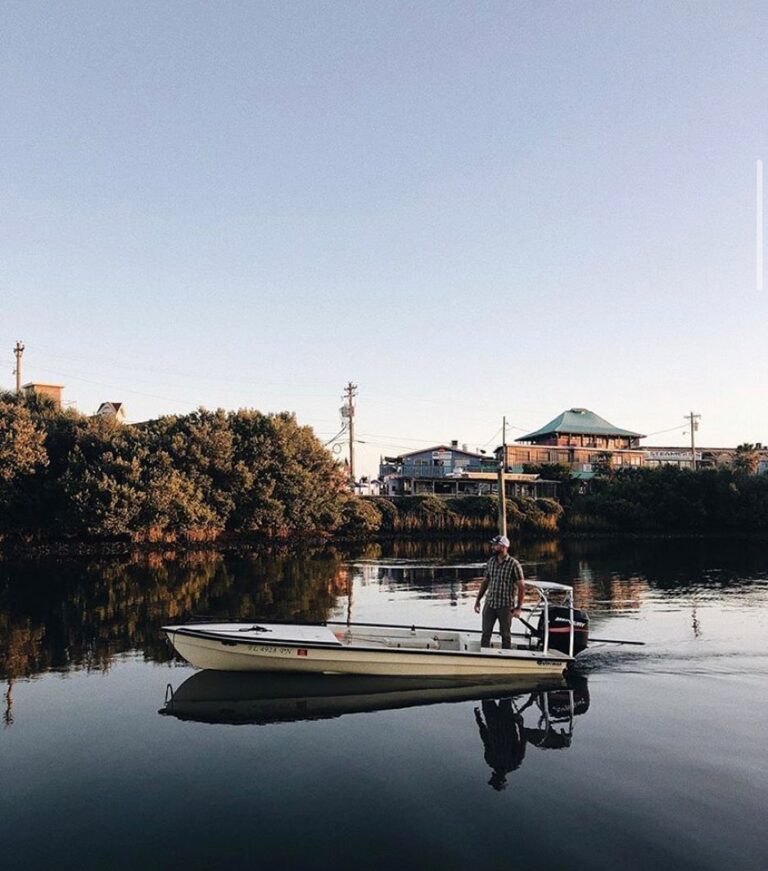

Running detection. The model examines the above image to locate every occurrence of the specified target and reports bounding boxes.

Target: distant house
[22,382,64,409]
[95,401,126,423]
[499,408,646,475]
[379,441,558,499]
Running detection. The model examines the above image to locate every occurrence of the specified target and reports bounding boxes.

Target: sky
[2,1,766,476]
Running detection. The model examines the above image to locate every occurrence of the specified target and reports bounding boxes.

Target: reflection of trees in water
[346,539,490,564]
[521,537,768,614]
[351,538,566,565]
[3,536,762,684]
[0,550,344,680]
[345,536,765,616]
[347,536,765,625]
[352,537,650,612]
[524,538,766,613]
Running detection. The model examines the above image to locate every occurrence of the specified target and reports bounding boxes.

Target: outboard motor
[548,676,591,718]
[536,606,589,655]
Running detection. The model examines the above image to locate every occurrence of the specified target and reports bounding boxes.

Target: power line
[644,423,689,438]
[323,425,348,447]
[356,432,449,443]
[355,440,424,450]
[14,340,337,394]
[481,426,503,449]
[33,367,201,409]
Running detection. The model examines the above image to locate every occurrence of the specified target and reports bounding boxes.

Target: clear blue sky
[2,1,766,475]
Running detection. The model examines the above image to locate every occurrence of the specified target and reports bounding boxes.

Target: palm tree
[732,443,760,475]
[591,451,614,478]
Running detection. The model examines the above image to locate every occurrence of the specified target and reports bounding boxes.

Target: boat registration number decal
[248,645,297,656]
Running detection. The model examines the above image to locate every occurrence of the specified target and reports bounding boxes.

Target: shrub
[365,497,399,530]
[338,498,383,537]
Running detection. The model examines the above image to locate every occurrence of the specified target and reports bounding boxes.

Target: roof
[22,382,64,389]
[461,472,544,482]
[644,445,762,453]
[516,408,644,441]
[395,444,485,460]
[97,402,123,412]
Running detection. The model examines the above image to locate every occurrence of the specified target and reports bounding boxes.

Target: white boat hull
[164,623,570,678]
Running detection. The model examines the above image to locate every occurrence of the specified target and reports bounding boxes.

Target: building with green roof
[498,408,646,475]
[516,408,644,447]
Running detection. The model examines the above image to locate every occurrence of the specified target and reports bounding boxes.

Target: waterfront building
[498,408,646,475]
[643,444,768,471]
[379,442,558,498]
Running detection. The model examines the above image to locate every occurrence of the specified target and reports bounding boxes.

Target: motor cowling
[548,677,591,718]
[536,606,589,655]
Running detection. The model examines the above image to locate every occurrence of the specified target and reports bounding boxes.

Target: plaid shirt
[484,555,525,608]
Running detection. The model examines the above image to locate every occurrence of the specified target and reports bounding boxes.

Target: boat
[163,580,590,679]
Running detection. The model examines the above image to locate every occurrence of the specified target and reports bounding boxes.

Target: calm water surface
[1,538,767,871]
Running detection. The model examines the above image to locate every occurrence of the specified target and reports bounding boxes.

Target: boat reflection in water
[160,672,590,789]
[475,678,590,790]
[160,671,568,723]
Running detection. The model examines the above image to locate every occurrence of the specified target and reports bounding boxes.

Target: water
[1,538,767,870]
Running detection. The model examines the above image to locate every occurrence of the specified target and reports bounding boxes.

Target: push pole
[497,416,507,537]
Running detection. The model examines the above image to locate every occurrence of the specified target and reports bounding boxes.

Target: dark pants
[482,605,513,649]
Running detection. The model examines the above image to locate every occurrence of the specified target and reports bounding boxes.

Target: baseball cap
[490,534,510,547]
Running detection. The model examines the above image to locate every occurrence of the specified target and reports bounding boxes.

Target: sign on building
[645,450,702,461]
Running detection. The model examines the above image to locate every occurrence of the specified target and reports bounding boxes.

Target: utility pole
[686,411,701,470]
[13,341,24,394]
[497,415,507,537]
[342,382,357,490]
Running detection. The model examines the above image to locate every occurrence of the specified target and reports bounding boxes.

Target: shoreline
[3,527,768,559]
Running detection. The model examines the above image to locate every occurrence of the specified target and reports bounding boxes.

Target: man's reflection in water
[474,699,526,791]
[475,680,590,789]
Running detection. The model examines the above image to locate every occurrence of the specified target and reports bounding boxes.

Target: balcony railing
[396,464,499,479]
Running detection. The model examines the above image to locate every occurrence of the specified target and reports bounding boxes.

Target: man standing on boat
[474,534,525,649]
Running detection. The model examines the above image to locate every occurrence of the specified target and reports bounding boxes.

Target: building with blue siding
[379,441,558,498]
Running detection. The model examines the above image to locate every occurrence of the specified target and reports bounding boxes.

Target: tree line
[4,390,765,542]
[0,392,350,541]
[525,461,768,533]
[1,392,553,543]
[349,494,562,537]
